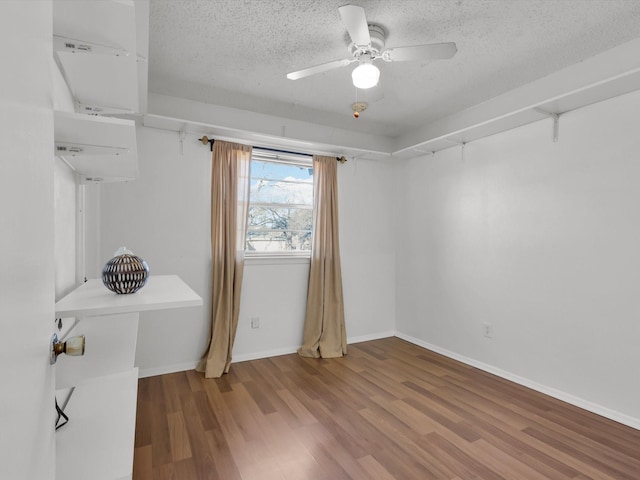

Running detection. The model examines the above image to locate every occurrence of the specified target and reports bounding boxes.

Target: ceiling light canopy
[352,54,379,89]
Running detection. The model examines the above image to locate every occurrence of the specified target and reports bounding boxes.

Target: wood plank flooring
[133,337,640,479]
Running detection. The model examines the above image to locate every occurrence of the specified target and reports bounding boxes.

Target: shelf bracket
[411,147,437,159]
[179,130,186,155]
[438,138,467,161]
[535,108,560,142]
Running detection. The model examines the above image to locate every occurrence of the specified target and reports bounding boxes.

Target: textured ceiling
[148,0,640,138]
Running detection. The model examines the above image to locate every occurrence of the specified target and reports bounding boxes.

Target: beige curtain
[196,140,252,378]
[298,155,347,358]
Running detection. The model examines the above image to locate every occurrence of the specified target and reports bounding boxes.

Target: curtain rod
[198,135,347,163]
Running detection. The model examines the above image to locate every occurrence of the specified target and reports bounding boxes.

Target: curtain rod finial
[199,135,214,151]
[338,156,347,164]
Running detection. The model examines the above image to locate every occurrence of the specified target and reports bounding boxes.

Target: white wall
[98,127,211,375]
[0,1,56,478]
[98,126,396,375]
[396,89,640,426]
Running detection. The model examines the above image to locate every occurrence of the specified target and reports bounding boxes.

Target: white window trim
[244,252,311,266]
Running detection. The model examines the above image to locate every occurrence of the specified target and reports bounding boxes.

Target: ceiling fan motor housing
[286,5,457,82]
[349,24,386,59]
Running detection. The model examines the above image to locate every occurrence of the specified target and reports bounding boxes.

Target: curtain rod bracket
[199,135,347,163]
[199,135,215,151]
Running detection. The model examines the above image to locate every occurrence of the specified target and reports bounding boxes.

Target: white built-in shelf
[53,0,137,52]
[56,368,138,480]
[52,0,142,114]
[394,39,640,158]
[55,48,139,114]
[54,274,200,480]
[55,274,203,317]
[54,110,138,183]
[397,67,640,156]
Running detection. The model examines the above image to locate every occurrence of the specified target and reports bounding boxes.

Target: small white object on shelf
[55,274,203,317]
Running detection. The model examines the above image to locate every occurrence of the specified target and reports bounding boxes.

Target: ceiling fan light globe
[352,63,380,89]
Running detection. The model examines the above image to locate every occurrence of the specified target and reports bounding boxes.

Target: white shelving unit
[54,275,202,480]
[52,0,149,183]
[53,0,140,114]
[54,111,138,183]
[51,2,159,478]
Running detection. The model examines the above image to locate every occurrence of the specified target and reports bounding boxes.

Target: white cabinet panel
[56,369,139,480]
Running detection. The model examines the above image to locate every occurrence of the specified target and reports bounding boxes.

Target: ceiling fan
[286,4,457,89]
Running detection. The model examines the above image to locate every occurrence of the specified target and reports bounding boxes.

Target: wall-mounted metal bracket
[178,130,186,155]
[535,108,560,142]
[439,138,467,161]
[199,135,215,151]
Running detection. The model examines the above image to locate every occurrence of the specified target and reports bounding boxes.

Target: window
[245,150,313,255]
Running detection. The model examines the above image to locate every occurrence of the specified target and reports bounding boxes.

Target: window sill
[244,254,311,266]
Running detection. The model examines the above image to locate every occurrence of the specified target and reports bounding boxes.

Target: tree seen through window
[246,156,313,254]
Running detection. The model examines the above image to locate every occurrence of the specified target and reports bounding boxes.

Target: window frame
[244,149,313,260]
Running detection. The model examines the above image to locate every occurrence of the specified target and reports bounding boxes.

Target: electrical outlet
[250,317,260,329]
[483,323,493,338]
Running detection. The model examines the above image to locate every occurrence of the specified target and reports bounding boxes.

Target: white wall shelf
[52,0,142,113]
[54,110,138,183]
[55,48,139,114]
[393,39,640,158]
[55,274,203,317]
[53,0,137,52]
[52,0,150,183]
[394,66,640,157]
[56,368,139,480]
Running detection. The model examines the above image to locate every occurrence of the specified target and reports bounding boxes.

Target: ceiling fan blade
[338,5,371,47]
[287,58,353,80]
[382,42,457,62]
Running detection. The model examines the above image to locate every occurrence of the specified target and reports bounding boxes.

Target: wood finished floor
[133,337,640,479]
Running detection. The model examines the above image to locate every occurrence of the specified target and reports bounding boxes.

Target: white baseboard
[137,331,396,378]
[219,331,396,364]
[348,330,396,344]
[233,346,299,363]
[138,360,199,379]
[395,332,640,431]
